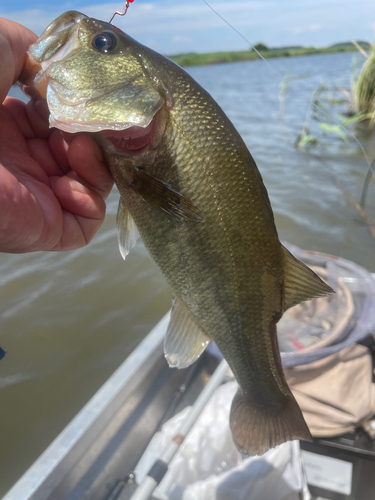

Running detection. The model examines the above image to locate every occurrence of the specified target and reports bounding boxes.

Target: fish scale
[20,10,333,455]
[122,74,285,392]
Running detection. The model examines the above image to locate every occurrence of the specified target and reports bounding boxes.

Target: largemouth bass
[20,11,333,455]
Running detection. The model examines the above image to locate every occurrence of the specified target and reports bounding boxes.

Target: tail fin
[229,389,312,456]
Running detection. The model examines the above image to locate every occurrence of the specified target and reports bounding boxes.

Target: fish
[20,11,333,455]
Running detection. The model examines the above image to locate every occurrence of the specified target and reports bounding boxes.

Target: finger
[49,175,105,217]
[3,97,34,139]
[48,130,70,173]
[0,18,37,103]
[27,137,64,177]
[0,167,63,252]
[34,98,50,122]
[25,98,51,139]
[0,105,29,155]
[61,130,78,145]
[51,211,101,250]
[0,165,44,252]
[49,175,106,247]
[66,134,114,199]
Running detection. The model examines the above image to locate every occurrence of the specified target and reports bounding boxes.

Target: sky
[1,0,375,55]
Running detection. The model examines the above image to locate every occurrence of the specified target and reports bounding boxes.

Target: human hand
[0,18,114,253]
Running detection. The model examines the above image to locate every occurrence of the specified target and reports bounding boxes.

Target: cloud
[1,0,374,53]
[293,24,322,35]
[173,35,194,44]
[0,1,267,53]
[0,1,269,35]
[0,9,56,35]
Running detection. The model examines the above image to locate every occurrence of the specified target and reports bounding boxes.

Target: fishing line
[202,0,282,78]
[109,0,135,24]
[203,0,375,181]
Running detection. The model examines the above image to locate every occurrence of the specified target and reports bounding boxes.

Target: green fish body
[20,12,333,455]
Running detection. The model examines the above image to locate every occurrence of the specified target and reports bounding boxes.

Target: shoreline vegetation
[168,41,372,67]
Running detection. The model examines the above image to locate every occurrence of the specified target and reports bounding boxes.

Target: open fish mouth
[100,119,155,155]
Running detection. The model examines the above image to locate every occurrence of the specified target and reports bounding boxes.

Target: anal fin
[282,245,334,311]
[165,298,211,368]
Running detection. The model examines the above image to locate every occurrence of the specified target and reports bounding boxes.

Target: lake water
[2,51,375,495]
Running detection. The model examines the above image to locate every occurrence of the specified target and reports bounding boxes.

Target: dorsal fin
[164,298,211,368]
[116,199,139,260]
[282,245,334,311]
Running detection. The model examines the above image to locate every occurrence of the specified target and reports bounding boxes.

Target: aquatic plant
[352,43,375,126]
[291,42,375,223]
[295,84,355,149]
[296,41,375,150]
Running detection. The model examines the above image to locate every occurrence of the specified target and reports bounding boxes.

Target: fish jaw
[46,79,164,134]
[20,11,86,100]
[19,11,166,135]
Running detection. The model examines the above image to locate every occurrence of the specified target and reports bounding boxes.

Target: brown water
[1,51,375,496]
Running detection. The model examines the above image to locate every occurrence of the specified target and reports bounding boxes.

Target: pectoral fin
[116,199,139,260]
[282,246,334,311]
[131,168,203,222]
[165,298,211,368]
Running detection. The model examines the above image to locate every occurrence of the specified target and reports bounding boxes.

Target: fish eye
[92,31,117,53]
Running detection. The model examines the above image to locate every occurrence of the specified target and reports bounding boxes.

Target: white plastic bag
[134,381,303,500]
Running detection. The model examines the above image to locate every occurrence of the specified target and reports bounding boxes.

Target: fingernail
[35,98,50,121]
[68,178,90,194]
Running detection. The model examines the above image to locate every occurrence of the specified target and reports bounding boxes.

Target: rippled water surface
[2,51,375,495]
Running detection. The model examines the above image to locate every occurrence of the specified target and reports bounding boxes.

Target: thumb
[0,18,37,103]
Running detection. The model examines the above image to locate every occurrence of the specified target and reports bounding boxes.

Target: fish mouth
[100,119,154,155]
